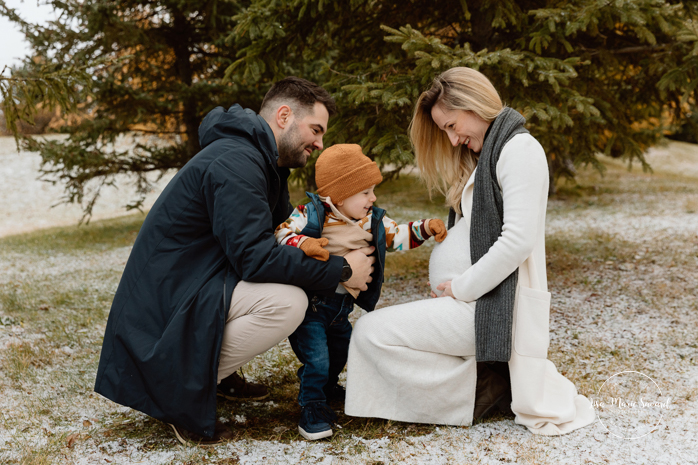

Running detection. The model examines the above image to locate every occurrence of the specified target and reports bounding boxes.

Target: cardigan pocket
[513,285,551,358]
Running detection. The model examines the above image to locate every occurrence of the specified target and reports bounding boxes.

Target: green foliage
[1,0,253,217]
[2,0,697,213]
[0,1,96,148]
[0,62,92,148]
[228,0,698,192]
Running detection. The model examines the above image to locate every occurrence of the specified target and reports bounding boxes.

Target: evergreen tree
[228,0,698,192]
[0,62,92,144]
[4,0,697,212]
[0,1,94,145]
[2,0,251,216]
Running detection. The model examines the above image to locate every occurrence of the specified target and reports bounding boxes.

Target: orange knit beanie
[315,144,383,202]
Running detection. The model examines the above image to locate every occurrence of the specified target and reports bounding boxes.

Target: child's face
[336,185,377,220]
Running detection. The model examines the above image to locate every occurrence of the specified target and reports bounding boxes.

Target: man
[94,77,375,444]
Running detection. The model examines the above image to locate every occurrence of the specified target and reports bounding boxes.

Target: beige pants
[216,281,308,383]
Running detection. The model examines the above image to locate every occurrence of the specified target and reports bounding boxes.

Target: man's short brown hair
[260,76,337,118]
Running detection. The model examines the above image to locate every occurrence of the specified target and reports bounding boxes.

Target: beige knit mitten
[299,237,330,261]
[425,219,448,242]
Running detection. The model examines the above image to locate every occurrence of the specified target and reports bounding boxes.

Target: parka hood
[198,104,278,164]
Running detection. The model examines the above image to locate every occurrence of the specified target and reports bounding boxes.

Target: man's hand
[344,246,376,291]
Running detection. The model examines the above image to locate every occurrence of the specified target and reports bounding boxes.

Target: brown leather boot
[217,371,269,401]
[473,362,511,420]
[170,420,234,446]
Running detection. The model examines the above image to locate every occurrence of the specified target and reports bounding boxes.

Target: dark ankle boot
[473,362,512,420]
[217,371,269,401]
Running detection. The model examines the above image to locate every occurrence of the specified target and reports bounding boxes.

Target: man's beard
[277,122,310,168]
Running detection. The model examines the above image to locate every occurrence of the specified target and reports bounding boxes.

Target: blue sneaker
[298,402,338,440]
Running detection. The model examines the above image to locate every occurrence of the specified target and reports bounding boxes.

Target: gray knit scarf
[448,107,529,362]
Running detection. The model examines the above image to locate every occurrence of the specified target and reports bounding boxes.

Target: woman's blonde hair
[409,67,503,213]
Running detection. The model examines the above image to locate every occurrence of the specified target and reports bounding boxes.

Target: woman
[344,67,595,435]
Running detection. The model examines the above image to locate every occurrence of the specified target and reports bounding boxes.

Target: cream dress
[345,134,595,434]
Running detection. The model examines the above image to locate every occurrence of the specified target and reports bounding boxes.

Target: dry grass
[1,341,54,385]
[544,147,698,432]
[1,143,697,463]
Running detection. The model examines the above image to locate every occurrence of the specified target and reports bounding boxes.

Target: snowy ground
[0,135,175,238]
[0,137,697,464]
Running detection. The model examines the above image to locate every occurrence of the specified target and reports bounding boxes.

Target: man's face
[277,102,329,168]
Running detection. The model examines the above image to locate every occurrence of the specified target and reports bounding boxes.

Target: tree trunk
[467,0,494,50]
[172,10,201,160]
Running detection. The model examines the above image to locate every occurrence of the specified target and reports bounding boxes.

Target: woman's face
[430,103,491,153]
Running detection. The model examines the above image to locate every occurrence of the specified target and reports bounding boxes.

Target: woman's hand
[427,281,437,298]
[436,281,454,298]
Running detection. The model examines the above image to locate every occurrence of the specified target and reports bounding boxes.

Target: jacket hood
[198,104,278,164]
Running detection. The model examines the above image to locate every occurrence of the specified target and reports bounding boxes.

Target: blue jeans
[288,293,354,406]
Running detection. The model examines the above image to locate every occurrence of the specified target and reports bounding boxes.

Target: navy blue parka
[94,105,343,437]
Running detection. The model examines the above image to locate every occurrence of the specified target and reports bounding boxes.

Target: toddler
[274,144,447,440]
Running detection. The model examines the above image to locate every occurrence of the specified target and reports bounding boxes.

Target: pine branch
[580,44,672,55]
[0,62,97,148]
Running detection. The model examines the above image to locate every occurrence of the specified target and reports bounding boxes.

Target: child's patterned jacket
[275,201,431,253]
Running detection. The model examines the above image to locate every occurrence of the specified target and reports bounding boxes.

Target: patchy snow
[25,418,695,464]
[0,135,174,238]
[0,140,697,463]
[546,208,698,243]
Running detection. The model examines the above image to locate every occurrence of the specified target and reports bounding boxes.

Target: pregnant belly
[428,218,472,296]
